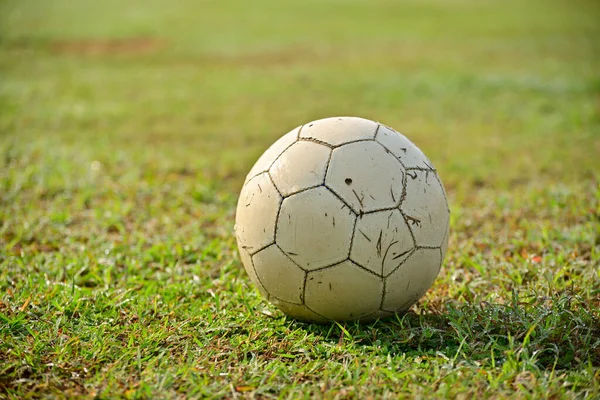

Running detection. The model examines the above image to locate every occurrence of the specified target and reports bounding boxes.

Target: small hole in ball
[345,178,352,185]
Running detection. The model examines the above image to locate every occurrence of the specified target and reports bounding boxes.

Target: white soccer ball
[235,116,449,323]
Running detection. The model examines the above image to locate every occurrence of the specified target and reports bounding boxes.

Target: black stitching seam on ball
[440,217,450,250]
[246,247,269,296]
[346,213,359,260]
[304,300,374,322]
[251,244,304,306]
[298,136,378,150]
[371,139,410,208]
[379,278,387,310]
[296,124,305,140]
[373,134,438,176]
[304,304,331,322]
[244,131,299,185]
[270,294,303,306]
[380,295,417,314]
[272,195,284,247]
[348,258,384,281]
[297,137,334,149]
[361,206,398,216]
[244,170,270,187]
[267,170,283,198]
[280,183,324,200]
[398,169,408,207]
[383,246,442,285]
[434,172,451,213]
[373,137,407,170]
[357,310,383,322]
[243,130,303,188]
[401,170,449,243]
[374,124,438,172]
[304,257,348,274]
[298,119,379,149]
[436,247,444,275]
[416,245,442,250]
[250,243,277,301]
[331,138,376,148]
[398,210,418,249]
[383,247,417,278]
[421,159,437,171]
[272,297,314,313]
[376,123,397,141]
[268,139,300,173]
[275,242,307,272]
[323,184,359,216]
[249,241,275,257]
[321,148,333,186]
[372,123,381,141]
[301,271,308,305]
[306,259,383,281]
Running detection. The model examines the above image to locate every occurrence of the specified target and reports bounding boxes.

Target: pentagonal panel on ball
[299,116,378,147]
[269,141,331,197]
[325,141,404,214]
[235,173,282,253]
[382,248,441,312]
[305,261,382,321]
[245,127,299,184]
[276,187,355,270]
[350,209,415,277]
[252,245,305,305]
[401,170,449,248]
[376,125,435,170]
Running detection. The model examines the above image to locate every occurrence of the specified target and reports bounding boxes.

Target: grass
[1,0,599,397]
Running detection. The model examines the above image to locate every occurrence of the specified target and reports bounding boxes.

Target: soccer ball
[235,116,449,323]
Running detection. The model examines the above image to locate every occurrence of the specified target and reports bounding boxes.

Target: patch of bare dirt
[50,37,166,56]
[198,47,329,68]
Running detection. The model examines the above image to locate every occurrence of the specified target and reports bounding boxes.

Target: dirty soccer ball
[235,116,450,323]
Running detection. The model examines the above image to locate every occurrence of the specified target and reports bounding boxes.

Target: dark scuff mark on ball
[245,193,255,207]
[406,215,421,227]
[392,249,411,260]
[359,229,371,242]
[352,189,364,208]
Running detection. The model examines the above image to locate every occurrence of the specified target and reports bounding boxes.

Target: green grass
[1,0,599,397]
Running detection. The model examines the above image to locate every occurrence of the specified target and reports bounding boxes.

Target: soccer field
[1,0,599,397]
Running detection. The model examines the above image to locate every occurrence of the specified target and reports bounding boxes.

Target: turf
[1,0,599,398]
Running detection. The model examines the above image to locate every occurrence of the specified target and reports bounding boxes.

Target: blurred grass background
[1,0,599,397]
[2,0,599,190]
